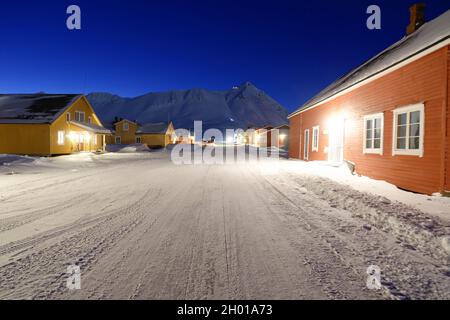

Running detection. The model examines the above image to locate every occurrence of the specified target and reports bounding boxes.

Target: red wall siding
[288,114,302,159]
[289,47,449,195]
[446,45,450,192]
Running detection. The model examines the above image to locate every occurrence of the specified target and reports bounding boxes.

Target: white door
[328,119,344,163]
[304,129,310,160]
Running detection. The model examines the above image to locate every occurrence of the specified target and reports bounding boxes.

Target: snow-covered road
[0,151,448,299]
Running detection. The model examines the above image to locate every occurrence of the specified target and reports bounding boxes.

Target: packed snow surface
[105,144,151,153]
[0,150,449,299]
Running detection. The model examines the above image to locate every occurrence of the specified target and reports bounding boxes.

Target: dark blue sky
[0,1,448,111]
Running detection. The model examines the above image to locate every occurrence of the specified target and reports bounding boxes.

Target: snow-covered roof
[114,118,137,125]
[268,124,289,131]
[69,121,111,134]
[0,94,82,124]
[290,9,450,117]
[137,122,170,134]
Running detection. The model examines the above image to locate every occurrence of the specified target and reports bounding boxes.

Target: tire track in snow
[256,169,450,299]
[0,156,152,204]
[0,193,92,233]
[0,187,162,299]
[216,165,329,299]
[221,187,231,295]
[62,165,217,300]
[244,165,383,299]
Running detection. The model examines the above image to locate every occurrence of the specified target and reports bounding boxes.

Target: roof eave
[49,95,84,124]
[288,34,450,119]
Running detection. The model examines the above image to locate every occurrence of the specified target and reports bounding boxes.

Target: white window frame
[136,136,142,144]
[312,126,319,152]
[57,131,65,146]
[303,129,310,161]
[115,136,121,144]
[75,111,85,123]
[363,113,384,155]
[123,122,129,131]
[392,103,424,157]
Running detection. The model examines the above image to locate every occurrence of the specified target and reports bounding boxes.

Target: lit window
[136,136,141,143]
[312,126,319,152]
[75,111,85,123]
[123,122,129,131]
[393,103,424,157]
[363,113,384,155]
[57,131,65,145]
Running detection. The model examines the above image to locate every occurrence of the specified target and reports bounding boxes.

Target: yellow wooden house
[136,122,176,148]
[0,94,111,156]
[109,119,176,148]
[107,119,140,145]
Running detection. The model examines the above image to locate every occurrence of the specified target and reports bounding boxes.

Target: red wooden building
[288,7,450,195]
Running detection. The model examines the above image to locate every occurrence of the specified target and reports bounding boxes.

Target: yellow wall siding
[0,96,107,156]
[140,134,170,147]
[50,96,105,154]
[65,96,103,127]
[106,134,115,145]
[109,122,175,147]
[112,120,139,144]
[0,124,50,155]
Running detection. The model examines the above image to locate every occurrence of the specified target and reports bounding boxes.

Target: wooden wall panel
[289,47,449,194]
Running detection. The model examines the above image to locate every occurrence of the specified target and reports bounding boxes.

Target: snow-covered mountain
[87,82,288,130]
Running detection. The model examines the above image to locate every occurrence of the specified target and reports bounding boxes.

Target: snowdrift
[106,144,151,153]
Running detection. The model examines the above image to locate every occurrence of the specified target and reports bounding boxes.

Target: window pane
[409,124,420,137]
[397,125,407,137]
[397,138,406,149]
[366,128,373,139]
[59,131,65,145]
[409,137,420,150]
[313,129,318,148]
[374,128,381,139]
[373,139,381,149]
[366,119,372,130]
[410,111,420,124]
[374,118,381,129]
[397,113,407,125]
[366,139,372,149]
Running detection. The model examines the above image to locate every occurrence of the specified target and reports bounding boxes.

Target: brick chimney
[406,3,426,35]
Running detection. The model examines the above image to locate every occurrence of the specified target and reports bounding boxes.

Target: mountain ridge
[87,82,288,130]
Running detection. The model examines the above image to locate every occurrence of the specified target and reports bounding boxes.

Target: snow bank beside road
[281,160,450,263]
[283,160,450,224]
[0,154,37,166]
[106,144,150,153]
